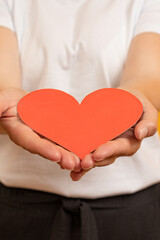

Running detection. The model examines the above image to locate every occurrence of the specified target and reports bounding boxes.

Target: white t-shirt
[0,0,160,198]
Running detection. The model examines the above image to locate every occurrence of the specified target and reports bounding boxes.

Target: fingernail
[139,127,148,140]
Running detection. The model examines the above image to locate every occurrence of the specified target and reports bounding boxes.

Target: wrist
[117,84,148,103]
[118,78,160,111]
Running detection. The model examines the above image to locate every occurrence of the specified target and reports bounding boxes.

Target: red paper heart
[17,88,143,159]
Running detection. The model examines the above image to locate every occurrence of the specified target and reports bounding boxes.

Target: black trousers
[0,182,160,240]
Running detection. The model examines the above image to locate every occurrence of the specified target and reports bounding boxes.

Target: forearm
[119,33,160,111]
[119,77,160,111]
[0,27,22,134]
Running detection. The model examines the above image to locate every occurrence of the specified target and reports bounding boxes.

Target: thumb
[0,87,28,116]
[134,97,158,140]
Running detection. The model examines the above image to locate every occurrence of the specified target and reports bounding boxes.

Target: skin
[71,32,160,180]
[0,27,159,181]
[0,27,81,172]
[71,89,158,180]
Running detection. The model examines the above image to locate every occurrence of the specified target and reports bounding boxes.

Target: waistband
[0,182,160,208]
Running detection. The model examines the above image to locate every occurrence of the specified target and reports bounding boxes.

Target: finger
[71,156,117,181]
[2,118,61,162]
[56,146,76,170]
[70,169,88,181]
[93,156,116,167]
[70,152,81,172]
[81,153,94,170]
[35,135,81,171]
[93,136,141,161]
[81,152,117,170]
[134,100,158,140]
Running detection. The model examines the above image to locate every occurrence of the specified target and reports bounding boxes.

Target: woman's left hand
[70,89,158,181]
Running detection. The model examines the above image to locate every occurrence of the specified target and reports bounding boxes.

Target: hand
[0,88,81,171]
[70,89,158,181]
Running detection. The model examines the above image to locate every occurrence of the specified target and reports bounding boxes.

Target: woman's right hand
[0,87,81,172]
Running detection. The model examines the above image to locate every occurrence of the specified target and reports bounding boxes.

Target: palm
[70,89,158,181]
[70,126,141,181]
[0,88,81,171]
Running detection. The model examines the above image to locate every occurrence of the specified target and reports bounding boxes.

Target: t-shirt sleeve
[134,0,160,37]
[0,0,15,32]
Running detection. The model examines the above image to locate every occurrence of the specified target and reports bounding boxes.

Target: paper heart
[17,88,143,159]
